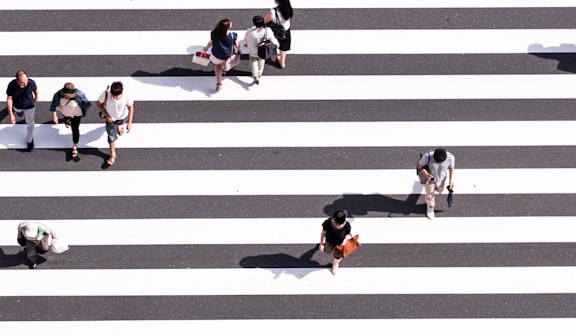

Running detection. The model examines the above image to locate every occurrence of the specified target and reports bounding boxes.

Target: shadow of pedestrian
[239,245,328,279]
[323,190,426,219]
[132,64,251,96]
[0,247,26,268]
[528,43,576,73]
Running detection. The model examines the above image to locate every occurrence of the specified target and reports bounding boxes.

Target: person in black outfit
[319,210,352,275]
[6,70,38,151]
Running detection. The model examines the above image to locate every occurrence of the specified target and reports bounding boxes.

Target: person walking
[17,221,58,269]
[6,70,39,151]
[264,0,293,69]
[319,210,352,275]
[243,15,279,85]
[50,82,91,161]
[95,81,134,167]
[203,18,241,92]
[417,148,455,219]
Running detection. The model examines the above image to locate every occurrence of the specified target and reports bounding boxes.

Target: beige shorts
[209,55,226,65]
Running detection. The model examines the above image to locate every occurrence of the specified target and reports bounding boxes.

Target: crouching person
[17,221,57,269]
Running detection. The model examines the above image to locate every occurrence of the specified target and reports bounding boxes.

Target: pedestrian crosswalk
[1,1,576,333]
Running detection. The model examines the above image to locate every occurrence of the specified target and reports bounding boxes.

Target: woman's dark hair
[253,15,265,28]
[110,81,124,96]
[276,0,294,20]
[213,19,231,40]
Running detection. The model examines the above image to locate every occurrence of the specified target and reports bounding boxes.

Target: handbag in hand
[336,235,361,258]
[416,152,431,184]
[98,85,109,120]
[224,53,241,71]
[267,8,287,40]
[224,33,242,71]
[192,51,211,67]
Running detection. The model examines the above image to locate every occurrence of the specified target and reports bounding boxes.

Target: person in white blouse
[244,15,279,85]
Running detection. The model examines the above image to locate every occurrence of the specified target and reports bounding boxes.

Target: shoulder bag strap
[274,8,281,25]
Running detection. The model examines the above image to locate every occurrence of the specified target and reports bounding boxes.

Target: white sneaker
[426,207,435,219]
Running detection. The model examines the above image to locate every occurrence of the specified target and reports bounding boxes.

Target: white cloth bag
[50,238,69,254]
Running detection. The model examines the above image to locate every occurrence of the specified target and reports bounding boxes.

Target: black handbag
[258,29,278,60]
[267,8,287,40]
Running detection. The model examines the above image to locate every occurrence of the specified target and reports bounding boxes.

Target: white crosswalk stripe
[1,1,575,332]
[1,30,575,55]
[2,120,576,149]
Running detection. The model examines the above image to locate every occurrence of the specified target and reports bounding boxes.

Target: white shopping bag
[192,51,211,67]
[50,238,69,254]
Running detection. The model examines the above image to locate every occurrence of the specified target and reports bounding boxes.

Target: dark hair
[332,210,347,224]
[253,15,265,28]
[276,0,294,20]
[213,19,231,40]
[110,81,124,96]
[60,82,77,96]
[433,148,447,163]
[15,69,27,79]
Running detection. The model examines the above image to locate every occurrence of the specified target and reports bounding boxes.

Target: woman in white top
[244,15,278,85]
[264,0,293,69]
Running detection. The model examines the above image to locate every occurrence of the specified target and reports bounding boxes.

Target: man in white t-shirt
[417,148,455,219]
[95,81,134,167]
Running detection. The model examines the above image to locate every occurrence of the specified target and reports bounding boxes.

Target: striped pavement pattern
[1,1,576,333]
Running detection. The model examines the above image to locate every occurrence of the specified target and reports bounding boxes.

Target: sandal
[106,155,116,166]
[71,145,79,159]
[216,83,222,92]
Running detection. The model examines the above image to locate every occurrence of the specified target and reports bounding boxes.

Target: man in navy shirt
[6,70,39,151]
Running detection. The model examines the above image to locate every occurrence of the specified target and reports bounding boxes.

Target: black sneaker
[27,140,34,152]
[28,262,37,269]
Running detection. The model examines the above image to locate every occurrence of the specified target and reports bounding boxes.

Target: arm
[76,90,92,111]
[126,105,134,132]
[203,40,213,52]
[448,167,454,189]
[6,96,15,124]
[319,230,326,251]
[264,10,273,24]
[235,38,242,54]
[34,89,39,103]
[50,92,59,124]
[96,99,112,122]
[417,164,433,180]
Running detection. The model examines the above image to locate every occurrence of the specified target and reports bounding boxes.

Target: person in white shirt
[95,81,134,167]
[244,15,279,85]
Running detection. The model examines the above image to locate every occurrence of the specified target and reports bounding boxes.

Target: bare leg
[278,50,287,68]
[331,257,341,275]
[107,142,117,166]
[215,63,223,91]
